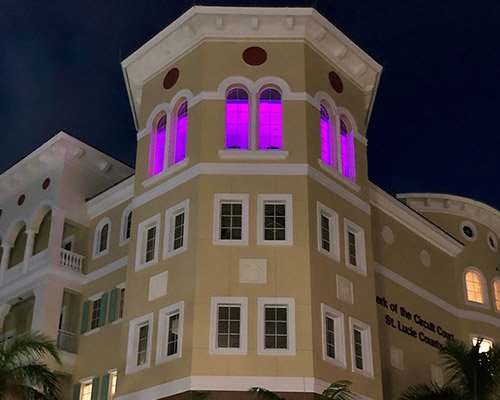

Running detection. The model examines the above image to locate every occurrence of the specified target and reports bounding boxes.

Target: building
[0,6,498,400]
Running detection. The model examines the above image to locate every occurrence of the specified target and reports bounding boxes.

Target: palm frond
[4,332,61,365]
[189,391,211,400]
[399,383,464,400]
[248,387,287,400]
[321,380,353,400]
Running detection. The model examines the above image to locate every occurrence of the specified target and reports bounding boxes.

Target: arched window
[226,88,250,150]
[340,118,355,180]
[465,270,485,304]
[258,88,282,150]
[149,114,167,177]
[99,224,109,253]
[494,279,500,311]
[169,101,188,167]
[320,105,335,167]
[94,218,111,257]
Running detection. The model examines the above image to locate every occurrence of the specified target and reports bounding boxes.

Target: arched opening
[33,209,52,255]
[258,88,282,150]
[226,87,250,150]
[464,269,485,304]
[8,222,27,269]
[148,113,167,177]
[339,116,356,180]
[320,104,336,167]
[169,100,188,167]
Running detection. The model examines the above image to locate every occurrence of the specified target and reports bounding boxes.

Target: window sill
[135,258,158,272]
[213,239,249,246]
[162,246,187,260]
[209,347,247,355]
[83,327,100,336]
[257,348,296,356]
[119,238,130,247]
[346,261,367,277]
[142,158,189,188]
[219,150,288,160]
[353,367,374,379]
[112,318,123,326]
[318,248,340,261]
[465,300,490,310]
[318,160,361,192]
[324,356,347,369]
[92,249,109,261]
[156,353,181,365]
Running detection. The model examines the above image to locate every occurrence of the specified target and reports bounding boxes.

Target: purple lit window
[258,88,282,150]
[149,115,167,177]
[226,88,249,150]
[340,120,355,180]
[169,101,188,166]
[320,105,334,167]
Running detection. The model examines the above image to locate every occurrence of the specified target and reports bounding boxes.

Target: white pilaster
[0,244,12,284]
[47,210,65,266]
[0,303,12,332]
[31,281,65,340]
[22,229,37,273]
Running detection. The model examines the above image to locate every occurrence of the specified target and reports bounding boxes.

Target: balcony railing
[57,329,77,353]
[59,249,84,273]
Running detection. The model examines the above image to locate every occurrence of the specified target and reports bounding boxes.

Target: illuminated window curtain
[320,105,334,167]
[340,119,355,180]
[169,101,188,166]
[465,271,484,303]
[149,114,167,177]
[493,280,500,310]
[258,88,282,150]
[226,88,249,150]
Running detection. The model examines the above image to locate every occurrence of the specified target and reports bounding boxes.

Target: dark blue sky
[1,0,498,208]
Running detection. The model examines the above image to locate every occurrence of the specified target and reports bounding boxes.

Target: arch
[314,91,338,111]
[5,217,29,246]
[226,87,250,150]
[217,76,255,97]
[168,99,188,167]
[492,278,500,311]
[258,87,282,150]
[319,102,336,168]
[29,200,55,233]
[93,217,111,258]
[145,103,170,133]
[463,268,488,305]
[120,203,134,245]
[8,221,27,269]
[339,114,356,180]
[148,112,168,177]
[336,106,359,137]
[254,76,292,99]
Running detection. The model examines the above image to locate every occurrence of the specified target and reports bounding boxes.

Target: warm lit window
[494,280,500,311]
[317,202,339,260]
[149,114,167,177]
[321,304,345,367]
[169,101,188,167]
[349,317,373,377]
[80,380,93,400]
[471,336,494,353]
[340,118,355,180]
[108,371,117,399]
[226,88,250,150]
[465,270,485,304]
[164,200,189,258]
[258,88,282,150]
[157,302,184,363]
[320,105,335,167]
[257,297,295,355]
[135,214,160,270]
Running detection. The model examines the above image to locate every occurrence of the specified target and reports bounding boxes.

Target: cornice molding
[87,176,135,219]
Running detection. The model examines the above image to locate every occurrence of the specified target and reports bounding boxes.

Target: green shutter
[108,289,117,323]
[99,293,108,327]
[72,383,81,400]
[80,301,90,334]
[91,377,100,400]
[100,374,110,400]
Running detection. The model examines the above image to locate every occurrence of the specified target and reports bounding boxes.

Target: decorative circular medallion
[163,68,179,90]
[328,71,344,93]
[460,221,477,241]
[242,47,267,66]
[42,178,51,190]
[487,232,498,252]
[382,226,394,245]
[420,250,431,267]
[17,194,26,206]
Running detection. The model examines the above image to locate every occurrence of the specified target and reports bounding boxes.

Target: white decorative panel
[336,275,354,305]
[420,250,431,267]
[390,345,404,370]
[239,259,267,284]
[382,226,394,245]
[148,271,168,301]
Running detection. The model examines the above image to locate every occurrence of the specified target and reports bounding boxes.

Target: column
[47,210,65,266]
[31,281,65,340]
[22,229,37,273]
[0,244,12,284]
[0,303,12,332]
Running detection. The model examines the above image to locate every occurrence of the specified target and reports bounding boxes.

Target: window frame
[349,317,374,378]
[257,297,296,356]
[225,87,251,150]
[344,218,367,276]
[93,217,111,259]
[156,301,184,364]
[493,278,500,312]
[213,194,249,246]
[163,200,189,259]
[126,313,153,374]
[463,268,489,309]
[321,303,346,368]
[257,194,293,246]
[209,296,248,355]
[79,378,94,400]
[258,87,283,151]
[317,202,340,260]
[119,204,133,246]
[107,369,117,400]
[135,214,161,271]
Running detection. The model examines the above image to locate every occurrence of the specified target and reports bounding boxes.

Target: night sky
[1,1,498,209]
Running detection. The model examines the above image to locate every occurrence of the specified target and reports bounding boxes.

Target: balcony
[59,249,84,273]
[57,329,77,353]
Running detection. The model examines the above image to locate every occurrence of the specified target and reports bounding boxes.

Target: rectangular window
[471,336,494,353]
[137,324,149,366]
[156,302,184,364]
[321,304,345,367]
[164,200,189,258]
[344,219,366,275]
[349,317,373,377]
[145,226,157,263]
[257,195,293,245]
[135,214,160,270]
[90,299,101,330]
[258,297,295,355]
[317,203,339,260]
[108,371,117,399]
[80,380,92,400]
[126,313,153,374]
[213,194,249,245]
[118,288,125,319]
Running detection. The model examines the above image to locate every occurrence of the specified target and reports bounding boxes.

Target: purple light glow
[226,88,249,149]
[340,120,356,180]
[149,115,166,176]
[170,102,188,166]
[259,89,282,150]
[320,105,332,166]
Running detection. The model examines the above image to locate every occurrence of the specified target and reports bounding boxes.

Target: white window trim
[257,194,293,246]
[470,334,495,353]
[163,199,189,259]
[317,202,340,261]
[344,218,367,276]
[107,369,118,400]
[459,220,477,242]
[493,278,500,313]
[156,301,184,364]
[463,267,490,309]
[135,214,161,271]
[83,292,103,336]
[61,234,74,251]
[93,217,111,259]
[112,283,126,325]
[320,303,346,368]
[126,313,153,374]
[119,204,134,246]
[209,296,248,355]
[349,317,374,378]
[318,160,361,192]
[257,297,296,356]
[79,377,94,400]
[213,194,249,246]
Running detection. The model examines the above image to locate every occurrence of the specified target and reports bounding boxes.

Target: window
[120,206,133,245]
[257,195,293,245]
[471,336,494,353]
[149,114,167,177]
[226,88,250,150]
[340,118,355,180]
[257,297,295,355]
[108,371,117,399]
[460,221,477,241]
[135,214,160,270]
[210,297,248,355]
[349,317,373,377]
[164,200,189,258]
[118,288,125,319]
[169,101,188,167]
[320,105,335,167]
[93,218,111,258]
[321,304,346,367]
[494,279,500,311]
[317,202,339,260]
[126,313,153,374]
[213,194,249,245]
[344,219,366,275]
[90,298,101,330]
[258,88,282,150]
[157,302,184,363]
[464,269,486,305]
[81,293,108,334]
[80,380,93,400]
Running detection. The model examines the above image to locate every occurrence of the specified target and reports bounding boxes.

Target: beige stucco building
[0,6,498,400]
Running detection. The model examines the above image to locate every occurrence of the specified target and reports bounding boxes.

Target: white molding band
[87,176,134,219]
[83,256,128,284]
